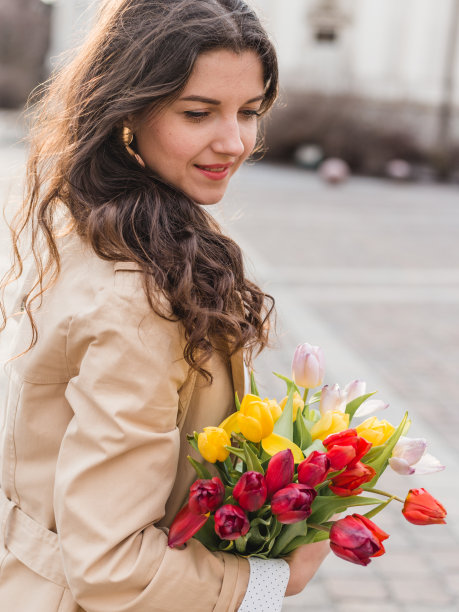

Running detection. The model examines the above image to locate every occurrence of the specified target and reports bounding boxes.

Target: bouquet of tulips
[168,343,447,566]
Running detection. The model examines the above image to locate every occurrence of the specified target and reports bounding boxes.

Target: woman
[0,1,330,610]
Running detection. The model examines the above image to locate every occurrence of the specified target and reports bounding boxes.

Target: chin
[192,190,226,206]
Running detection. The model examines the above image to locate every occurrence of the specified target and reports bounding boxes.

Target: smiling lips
[195,163,234,181]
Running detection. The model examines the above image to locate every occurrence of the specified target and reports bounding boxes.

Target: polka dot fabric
[238,557,290,611]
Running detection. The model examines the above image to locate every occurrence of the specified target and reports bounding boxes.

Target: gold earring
[122,126,134,147]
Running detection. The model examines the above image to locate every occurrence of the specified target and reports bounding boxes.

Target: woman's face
[133,49,265,205]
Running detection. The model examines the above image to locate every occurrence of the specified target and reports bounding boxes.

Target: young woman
[0,1,330,610]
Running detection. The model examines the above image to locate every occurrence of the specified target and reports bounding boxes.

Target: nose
[211,117,245,158]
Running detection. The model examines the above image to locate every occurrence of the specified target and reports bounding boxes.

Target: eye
[240,110,261,120]
[184,111,209,123]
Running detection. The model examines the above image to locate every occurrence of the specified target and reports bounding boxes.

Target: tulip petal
[262,433,304,463]
[392,436,427,464]
[354,399,389,418]
[389,457,416,475]
[218,412,241,437]
[412,453,445,475]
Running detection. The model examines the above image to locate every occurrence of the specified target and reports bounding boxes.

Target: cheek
[243,124,259,156]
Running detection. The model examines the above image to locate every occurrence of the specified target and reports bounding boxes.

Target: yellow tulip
[279,391,304,422]
[264,398,282,423]
[356,417,395,446]
[311,409,350,441]
[261,432,304,463]
[237,394,274,443]
[197,426,231,463]
[218,412,241,438]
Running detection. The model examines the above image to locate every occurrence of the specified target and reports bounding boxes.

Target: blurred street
[1,111,458,611]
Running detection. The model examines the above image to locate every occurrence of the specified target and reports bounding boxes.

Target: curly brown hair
[1,0,279,379]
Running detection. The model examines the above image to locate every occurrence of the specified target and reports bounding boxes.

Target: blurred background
[1,1,458,611]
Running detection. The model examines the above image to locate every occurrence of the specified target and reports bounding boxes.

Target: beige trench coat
[0,233,250,611]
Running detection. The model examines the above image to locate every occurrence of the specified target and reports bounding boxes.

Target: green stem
[308,522,330,533]
[364,487,404,503]
[303,388,309,403]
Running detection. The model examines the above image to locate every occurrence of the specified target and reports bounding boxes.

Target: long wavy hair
[0,0,278,379]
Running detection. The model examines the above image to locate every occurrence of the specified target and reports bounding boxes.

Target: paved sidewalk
[220,164,459,611]
[1,113,458,611]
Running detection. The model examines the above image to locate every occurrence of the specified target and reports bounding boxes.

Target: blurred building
[258,0,459,173]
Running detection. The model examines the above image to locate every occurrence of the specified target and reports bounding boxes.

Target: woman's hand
[283,539,331,596]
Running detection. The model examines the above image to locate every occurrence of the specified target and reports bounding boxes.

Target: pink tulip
[292,343,325,389]
[319,384,346,415]
[344,380,367,403]
[389,437,445,476]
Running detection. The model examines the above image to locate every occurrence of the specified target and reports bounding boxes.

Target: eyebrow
[179,95,265,105]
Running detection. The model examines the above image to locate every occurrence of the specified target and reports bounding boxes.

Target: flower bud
[291,343,325,389]
[319,384,346,415]
[323,428,372,470]
[271,483,317,524]
[237,394,274,443]
[197,427,231,463]
[297,451,330,487]
[233,471,268,512]
[389,437,444,476]
[402,488,447,525]
[214,504,250,540]
[168,504,209,548]
[265,449,294,498]
[329,461,376,496]
[329,514,389,565]
[188,477,225,514]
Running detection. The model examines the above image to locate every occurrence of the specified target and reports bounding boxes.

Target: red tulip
[329,514,389,566]
[329,461,376,496]
[297,451,330,487]
[188,477,225,514]
[214,504,250,540]
[168,504,208,548]
[271,483,317,524]
[233,471,267,512]
[265,449,294,498]
[402,488,447,525]
[323,429,372,470]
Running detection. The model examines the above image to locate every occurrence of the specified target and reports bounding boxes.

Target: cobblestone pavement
[1,111,458,611]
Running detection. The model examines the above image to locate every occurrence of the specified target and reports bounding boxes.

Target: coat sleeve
[54,272,249,612]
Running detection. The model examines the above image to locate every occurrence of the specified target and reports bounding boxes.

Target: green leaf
[242,441,264,474]
[362,412,410,487]
[273,371,301,395]
[235,533,249,554]
[293,413,312,450]
[250,371,260,396]
[235,392,241,411]
[273,386,294,441]
[308,494,382,524]
[186,432,199,453]
[363,496,395,520]
[187,455,212,479]
[271,520,308,557]
[302,439,326,456]
[345,392,377,422]
[192,515,219,550]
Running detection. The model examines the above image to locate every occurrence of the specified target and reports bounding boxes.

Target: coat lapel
[229,348,245,405]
